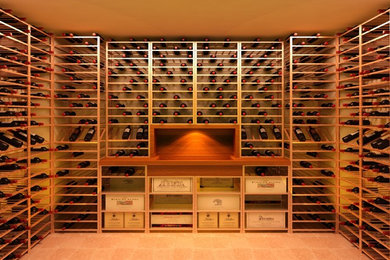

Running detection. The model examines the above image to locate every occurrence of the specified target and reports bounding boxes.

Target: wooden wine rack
[287,35,338,232]
[99,161,290,233]
[52,35,104,233]
[337,9,389,260]
[0,9,52,259]
[240,41,284,158]
[106,40,285,159]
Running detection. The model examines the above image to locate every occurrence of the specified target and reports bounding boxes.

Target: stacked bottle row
[106,40,285,158]
[152,40,194,124]
[195,40,238,125]
[338,9,389,260]
[0,9,52,260]
[286,35,338,232]
[240,41,284,157]
[53,35,104,232]
[106,41,149,157]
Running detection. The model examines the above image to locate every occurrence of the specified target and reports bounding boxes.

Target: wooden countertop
[99,156,290,166]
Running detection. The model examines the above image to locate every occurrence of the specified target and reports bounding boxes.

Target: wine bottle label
[260,128,266,133]
[296,129,303,134]
[124,128,130,133]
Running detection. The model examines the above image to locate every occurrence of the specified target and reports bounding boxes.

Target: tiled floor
[22,233,368,260]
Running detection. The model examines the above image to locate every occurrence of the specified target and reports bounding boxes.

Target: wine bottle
[294,127,306,141]
[264,150,275,157]
[346,187,360,193]
[258,126,268,139]
[300,161,313,168]
[31,133,44,143]
[84,126,95,141]
[56,170,69,177]
[342,165,359,171]
[359,131,384,145]
[342,119,370,126]
[255,167,266,176]
[244,142,254,148]
[69,127,82,141]
[142,126,148,139]
[122,126,131,139]
[251,150,261,157]
[77,161,90,168]
[136,127,144,139]
[293,119,304,124]
[129,150,139,157]
[365,152,387,158]
[369,197,389,205]
[85,102,97,107]
[109,119,119,124]
[371,175,389,183]
[306,152,318,157]
[308,127,321,141]
[72,152,84,157]
[0,133,23,147]
[0,177,12,184]
[342,129,368,143]
[114,150,127,157]
[241,127,247,140]
[272,126,282,139]
[31,185,43,192]
[62,111,76,116]
[321,145,335,151]
[56,144,69,150]
[371,138,389,150]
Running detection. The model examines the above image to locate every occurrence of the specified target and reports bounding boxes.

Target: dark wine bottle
[294,127,306,142]
[122,126,131,139]
[84,126,95,141]
[308,127,321,141]
[136,127,144,139]
[0,133,23,147]
[114,150,127,157]
[272,126,282,139]
[300,161,313,168]
[77,161,90,168]
[69,127,81,141]
[258,126,268,139]
[241,127,247,140]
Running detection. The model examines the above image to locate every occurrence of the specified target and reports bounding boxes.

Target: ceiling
[0,0,388,39]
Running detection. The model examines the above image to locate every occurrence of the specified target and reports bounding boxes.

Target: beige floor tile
[172,248,194,260]
[20,233,366,260]
[193,249,216,260]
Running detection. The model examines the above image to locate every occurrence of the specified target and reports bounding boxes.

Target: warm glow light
[155,129,235,160]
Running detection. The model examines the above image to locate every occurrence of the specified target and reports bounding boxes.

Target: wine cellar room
[0,0,389,259]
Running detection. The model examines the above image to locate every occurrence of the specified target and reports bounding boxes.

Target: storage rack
[337,9,390,260]
[101,166,146,232]
[240,41,284,158]
[99,162,290,233]
[196,176,241,232]
[0,8,52,259]
[337,24,362,250]
[243,166,289,232]
[105,40,285,159]
[152,40,194,125]
[106,40,149,158]
[149,175,195,231]
[196,41,238,125]
[287,35,338,232]
[53,35,104,232]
